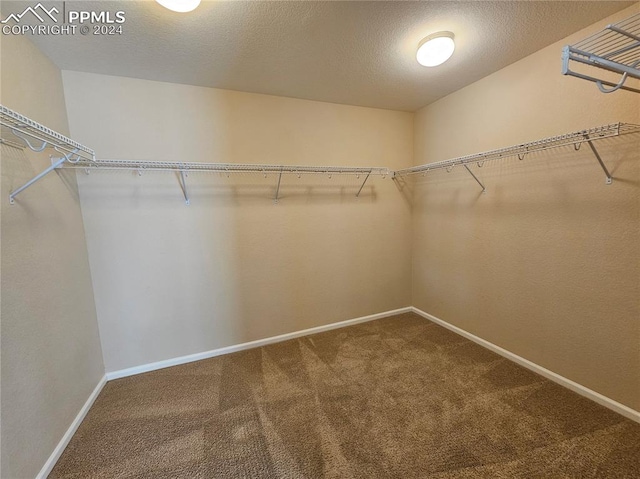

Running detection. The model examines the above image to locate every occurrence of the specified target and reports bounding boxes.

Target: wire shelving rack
[562,12,640,93]
[3,103,639,203]
[1,105,96,204]
[1,104,390,204]
[393,123,640,190]
[59,159,391,204]
[0,105,95,161]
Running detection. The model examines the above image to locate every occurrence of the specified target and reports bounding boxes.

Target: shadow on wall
[392,174,414,207]
[75,170,383,207]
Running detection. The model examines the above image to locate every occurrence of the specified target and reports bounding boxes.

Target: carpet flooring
[50,312,640,478]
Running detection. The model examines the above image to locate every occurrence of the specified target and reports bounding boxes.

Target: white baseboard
[411,307,640,424]
[106,307,412,380]
[36,375,107,479]
[105,304,639,423]
[37,306,639,478]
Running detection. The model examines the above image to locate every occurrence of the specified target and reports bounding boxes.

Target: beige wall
[0,35,105,478]
[412,5,640,411]
[3,16,635,479]
[61,71,413,373]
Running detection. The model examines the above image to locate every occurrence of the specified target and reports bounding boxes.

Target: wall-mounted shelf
[58,159,392,204]
[393,123,640,190]
[1,104,96,204]
[3,102,638,204]
[562,12,640,93]
[1,104,390,205]
[0,105,95,161]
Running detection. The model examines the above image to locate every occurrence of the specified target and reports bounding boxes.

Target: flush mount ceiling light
[416,31,455,67]
[156,0,201,13]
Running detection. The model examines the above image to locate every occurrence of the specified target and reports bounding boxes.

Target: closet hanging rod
[57,159,391,176]
[0,105,95,161]
[562,12,640,93]
[393,122,640,182]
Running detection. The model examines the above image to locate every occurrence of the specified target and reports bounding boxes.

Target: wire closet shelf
[1,104,97,204]
[393,123,640,189]
[3,100,639,203]
[562,12,640,93]
[0,103,390,204]
[0,105,95,161]
[59,159,390,177]
[60,160,391,204]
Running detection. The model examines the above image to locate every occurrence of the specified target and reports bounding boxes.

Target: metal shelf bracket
[178,169,190,205]
[9,149,78,205]
[274,168,283,203]
[584,135,613,185]
[463,164,486,192]
[356,170,372,197]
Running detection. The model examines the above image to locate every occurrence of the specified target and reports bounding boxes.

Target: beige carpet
[50,312,640,478]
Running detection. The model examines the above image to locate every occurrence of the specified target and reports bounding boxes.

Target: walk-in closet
[1,1,639,477]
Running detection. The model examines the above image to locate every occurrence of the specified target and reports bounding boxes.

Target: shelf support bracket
[355,170,371,197]
[585,135,612,184]
[463,164,486,192]
[9,149,77,205]
[274,168,283,203]
[179,170,190,205]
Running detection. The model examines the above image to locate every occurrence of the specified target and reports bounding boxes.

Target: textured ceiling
[7,1,634,111]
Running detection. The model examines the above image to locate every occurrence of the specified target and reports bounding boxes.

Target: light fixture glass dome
[416,32,455,67]
[156,0,201,13]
